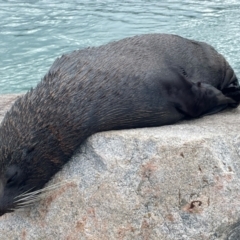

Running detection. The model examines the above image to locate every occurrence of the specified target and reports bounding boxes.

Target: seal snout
[0,165,26,216]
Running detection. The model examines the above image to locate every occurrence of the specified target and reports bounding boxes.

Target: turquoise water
[0,0,240,94]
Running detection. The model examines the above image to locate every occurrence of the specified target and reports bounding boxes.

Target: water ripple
[0,0,240,93]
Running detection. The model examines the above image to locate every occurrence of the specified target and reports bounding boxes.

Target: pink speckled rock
[0,94,240,240]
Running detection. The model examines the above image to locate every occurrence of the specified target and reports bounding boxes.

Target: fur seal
[0,33,239,216]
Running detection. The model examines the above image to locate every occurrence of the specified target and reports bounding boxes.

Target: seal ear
[21,144,37,164]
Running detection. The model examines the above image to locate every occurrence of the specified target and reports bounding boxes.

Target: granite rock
[0,94,240,240]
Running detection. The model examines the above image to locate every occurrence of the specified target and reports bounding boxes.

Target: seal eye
[5,165,22,187]
[6,172,18,185]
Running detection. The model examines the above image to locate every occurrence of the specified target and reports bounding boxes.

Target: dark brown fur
[0,33,239,216]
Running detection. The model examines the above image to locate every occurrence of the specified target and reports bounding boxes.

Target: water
[0,0,240,94]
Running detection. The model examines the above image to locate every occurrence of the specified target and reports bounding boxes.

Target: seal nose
[0,180,3,199]
[0,179,7,217]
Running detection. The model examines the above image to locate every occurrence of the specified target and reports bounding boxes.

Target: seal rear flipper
[198,84,237,116]
[173,82,237,118]
[222,86,240,107]
[201,105,228,117]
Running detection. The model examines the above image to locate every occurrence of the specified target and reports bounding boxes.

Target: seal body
[0,33,239,216]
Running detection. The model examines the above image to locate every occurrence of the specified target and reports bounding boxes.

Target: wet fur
[0,33,239,216]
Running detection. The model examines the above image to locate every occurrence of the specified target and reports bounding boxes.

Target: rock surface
[0,94,240,240]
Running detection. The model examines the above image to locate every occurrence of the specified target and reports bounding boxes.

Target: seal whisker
[14,181,70,205]
[14,204,36,211]
[14,188,35,199]
[15,181,67,201]
[16,200,40,207]
[14,195,39,204]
